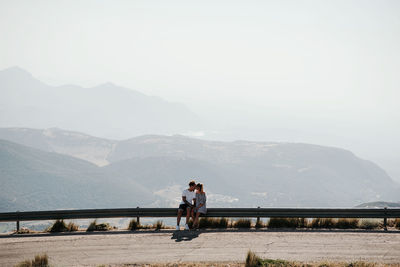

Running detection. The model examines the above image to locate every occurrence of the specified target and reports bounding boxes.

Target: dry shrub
[199,217,229,229]
[359,219,380,230]
[336,218,359,229]
[86,220,111,232]
[48,219,68,232]
[246,250,292,267]
[344,262,376,267]
[187,219,193,229]
[260,258,292,267]
[233,219,252,228]
[16,227,32,234]
[153,220,165,230]
[387,219,396,227]
[246,250,262,267]
[310,218,336,229]
[297,218,308,228]
[244,251,387,267]
[15,254,49,267]
[47,220,78,232]
[267,217,302,228]
[395,219,400,230]
[127,219,154,230]
[255,219,265,229]
[66,222,79,231]
[128,219,141,230]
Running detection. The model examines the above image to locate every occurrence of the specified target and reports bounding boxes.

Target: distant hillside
[0,67,202,139]
[106,136,400,207]
[0,139,152,211]
[1,127,399,210]
[0,127,116,166]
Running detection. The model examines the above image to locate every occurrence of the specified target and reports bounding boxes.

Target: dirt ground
[1,229,400,267]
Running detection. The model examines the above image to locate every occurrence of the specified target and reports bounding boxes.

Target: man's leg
[177,209,183,229]
[185,207,191,229]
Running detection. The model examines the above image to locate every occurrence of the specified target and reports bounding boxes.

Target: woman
[192,183,207,229]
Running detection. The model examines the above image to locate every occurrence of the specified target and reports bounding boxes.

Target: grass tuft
[15,254,49,267]
[16,227,33,234]
[66,222,79,231]
[47,220,78,232]
[199,217,229,229]
[232,219,252,228]
[255,219,265,229]
[128,219,168,230]
[153,220,165,230]
[86,220,111,232]
[310,218,336,229]
[345,262,377,267]
[246,250,292,267]
[395,219,400,230]
[261,258,292,267]
[246,250,262,267]
[268,217,303,228]
[359,219,380,230]
[128,219,141,231]
[336,218,359,229]
[48,219,68,232]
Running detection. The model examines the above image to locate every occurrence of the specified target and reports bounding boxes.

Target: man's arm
[182,196,193,207]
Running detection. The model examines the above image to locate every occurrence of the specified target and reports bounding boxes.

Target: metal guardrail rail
[1,207,399,231]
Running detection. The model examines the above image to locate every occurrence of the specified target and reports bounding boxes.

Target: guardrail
[1,207,399,231]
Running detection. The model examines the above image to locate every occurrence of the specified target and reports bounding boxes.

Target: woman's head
[196,183,204,193]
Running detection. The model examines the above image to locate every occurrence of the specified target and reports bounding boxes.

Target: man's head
[188,180,196,191]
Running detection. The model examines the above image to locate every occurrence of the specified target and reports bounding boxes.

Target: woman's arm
[196,195,206,208]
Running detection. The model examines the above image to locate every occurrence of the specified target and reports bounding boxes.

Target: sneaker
[185,224,190,230]
[176,225,180,231]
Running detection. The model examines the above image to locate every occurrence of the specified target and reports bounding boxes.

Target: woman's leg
[194,212,201,228]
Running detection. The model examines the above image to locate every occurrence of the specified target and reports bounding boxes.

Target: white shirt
[180,189,196,205]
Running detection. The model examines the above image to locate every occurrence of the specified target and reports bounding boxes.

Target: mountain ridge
[0,139,153,211]
[1,127,399,211]
[0,66,203,139]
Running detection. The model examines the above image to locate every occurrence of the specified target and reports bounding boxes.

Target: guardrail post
[136,206,140,225]
[16,211,20,232]
[256,206,260,225]
[383,207,387,231]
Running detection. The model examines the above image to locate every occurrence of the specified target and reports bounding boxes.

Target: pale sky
[1,0,400,180]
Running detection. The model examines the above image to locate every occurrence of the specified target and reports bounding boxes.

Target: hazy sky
[1,0,400,180]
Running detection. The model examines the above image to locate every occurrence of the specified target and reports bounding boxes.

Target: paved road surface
[1,229,400,266]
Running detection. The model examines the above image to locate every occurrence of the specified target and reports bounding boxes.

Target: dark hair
[196,183,204,193]
[189,180,196,186]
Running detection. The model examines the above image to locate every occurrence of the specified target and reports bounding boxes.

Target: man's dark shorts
[178,203,191,212]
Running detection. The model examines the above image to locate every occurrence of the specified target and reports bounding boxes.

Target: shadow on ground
[1,228,399,239]
[171,230,200,242]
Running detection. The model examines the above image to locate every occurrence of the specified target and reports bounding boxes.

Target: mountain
[355,201,400,208]
[0,139,152,211]
[0,67,202,139]
[0,127,116,166]
[1,127,399,210]
[106,136,400,207]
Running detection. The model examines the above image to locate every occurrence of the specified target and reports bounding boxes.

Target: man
[176,180,196,230]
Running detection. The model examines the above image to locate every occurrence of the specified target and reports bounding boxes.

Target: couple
[176,180,207,230]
